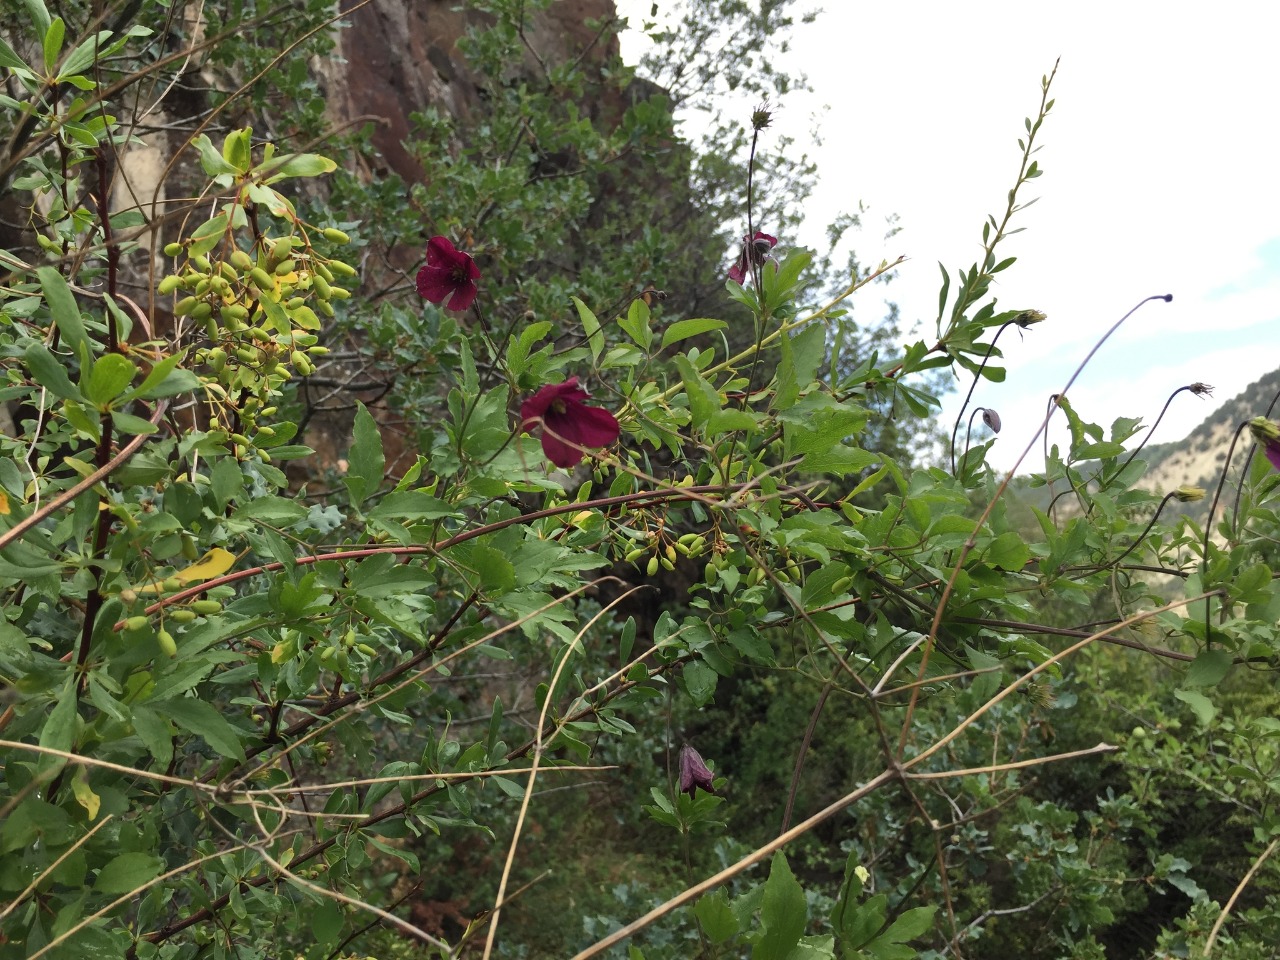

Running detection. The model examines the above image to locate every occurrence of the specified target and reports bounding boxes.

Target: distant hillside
[1006,367,1280,523]
[1141,366,1280,496]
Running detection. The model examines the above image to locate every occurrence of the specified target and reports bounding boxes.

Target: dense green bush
[1,2,1278,959]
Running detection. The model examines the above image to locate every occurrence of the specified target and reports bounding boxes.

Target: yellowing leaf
[0,488,9,515]
[72,768,101,819]
[137,548,236,593]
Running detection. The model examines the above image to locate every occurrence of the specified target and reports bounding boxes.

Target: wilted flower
[1189,382,1214,397]
[980,408,1002,433]
[416,236,481,312]
[520,377,620,469]
[751,101,773,131]
[728,231,778,285]
[1249,417,1280,471]
[678,744,715,797]
[1174,484,1205,503]
[1014,309,1046,328]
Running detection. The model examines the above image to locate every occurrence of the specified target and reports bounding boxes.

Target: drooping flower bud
[1249,417,1280,471]
[678,744,716,797]
[1174,484,1205,503]
[981,408,1002,433]
[1249,416,1280,443]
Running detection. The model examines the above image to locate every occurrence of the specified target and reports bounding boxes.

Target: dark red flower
[728,231,778,285]
[416,236,480,312]
[520,377,620,469]
[678,744,715,797]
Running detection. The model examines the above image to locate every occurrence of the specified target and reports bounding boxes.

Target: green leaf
[110,410,158,435]
[42,15,64,73]
[130,705,173,767]
[753,851,806,960]
[38,265,88,358]
[344,402,384,505]
[310,901,344,945]
[506,320,552,379]
[95,852,164,894]
[235,496,308,525]
[221,127,252,173]
[163,697,247,760]
[83,353,137,407]
[0,33,30,70]
[774,323,825,410]
[683,660,717,707]
[1174,688,1216,726]
[618,298,653,350]
[59,28,113,78]
[985,531,1031,572]
[188,212,229,258]
[695,890,739,943]
[881,905,936,943]
[661,317,727,349]
[25,342,83,401]
[799,444,878,476]
[1185,649,1231,688]
[38,680,78,776]
[572,296,605,363]
[263,153,339,180]
[192,133,239,177]
[125,350,198,400]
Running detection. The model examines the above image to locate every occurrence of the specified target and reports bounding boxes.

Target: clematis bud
[678,744,716,797]
[981,408,1002,433]
[1174,484,1205,503]
[1249,417,1280,471]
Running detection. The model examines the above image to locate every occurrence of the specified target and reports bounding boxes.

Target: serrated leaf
[695,891,739,943]
[753,851,806,960]
[344,402,384,505]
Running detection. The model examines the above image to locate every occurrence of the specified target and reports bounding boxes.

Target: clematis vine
[727,230,778,285]
[520,377,620,469]
[416,236,481,312]
[678,744,716,797]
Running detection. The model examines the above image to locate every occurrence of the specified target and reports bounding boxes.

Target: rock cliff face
[322,0,623,182]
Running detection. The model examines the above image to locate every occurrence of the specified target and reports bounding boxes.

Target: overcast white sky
[616,1,1280,472]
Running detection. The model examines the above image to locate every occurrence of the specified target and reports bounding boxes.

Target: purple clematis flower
[728,231,778,285]
[416,236,481,312]
[520,377,620,469]
[678,743,716,797]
